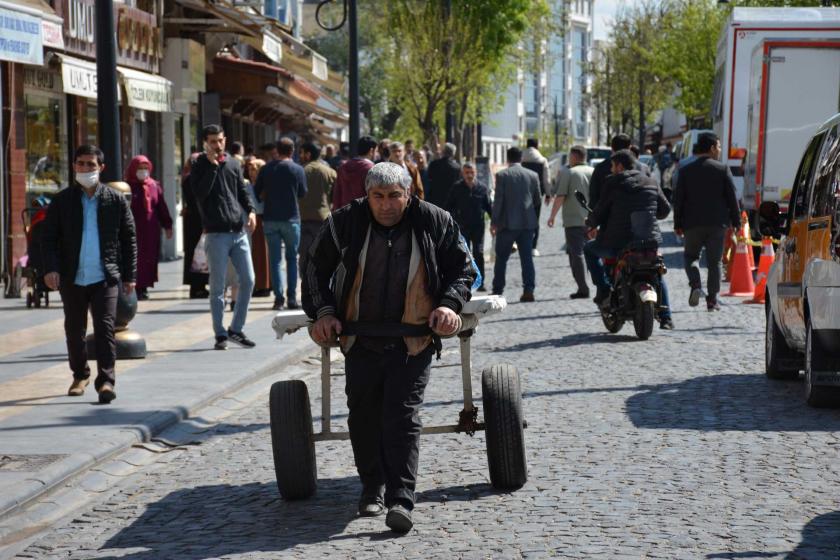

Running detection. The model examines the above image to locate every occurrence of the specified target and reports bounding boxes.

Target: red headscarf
[126,155,155,213]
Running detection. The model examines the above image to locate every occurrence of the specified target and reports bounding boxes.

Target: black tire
[269,380,317,499]
[602,311,623,334]
[805,320,840,408]
[765,303,800,380]
[633,300,655,340]
[482,364,527,490]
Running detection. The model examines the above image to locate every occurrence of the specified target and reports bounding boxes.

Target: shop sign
[262,33,282,65]
[23,67,62,94]
[42,20,64,49]
[117,7,161,59]
[312,52,328,82]
[59,54,98,99]
[119,67,172,113]
[0,6,43,65]
[65,0,95,45]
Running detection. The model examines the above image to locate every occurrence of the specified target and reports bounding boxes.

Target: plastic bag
[191,234,209,274]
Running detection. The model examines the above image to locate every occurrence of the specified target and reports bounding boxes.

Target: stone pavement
[0,260,311,523]
[6,222,840,559]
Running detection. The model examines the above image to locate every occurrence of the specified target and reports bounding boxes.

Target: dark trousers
[493,228,536,294]
[683,225,726,300]
[59,281,118,389]
[533,204,541,249]
[464,226,486,286]
[344,343,433,510]
[298,220,323,280]
[565,226,589,294]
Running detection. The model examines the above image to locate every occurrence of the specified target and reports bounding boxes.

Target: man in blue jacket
[255,137,308,310]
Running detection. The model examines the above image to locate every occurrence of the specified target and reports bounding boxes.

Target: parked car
[761,113,840,407]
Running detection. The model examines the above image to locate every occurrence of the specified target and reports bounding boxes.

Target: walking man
[333,136,377,210]
[589,133,632,209]
[42,145,137,403]
[547,145,594,299]
[491,147,541,302]
[190,124,257,349]
[522,138,550,256]
[445,162,492,291]
[426,142,461,208]
[389,141,424,199]
[298,141,335,276]
[303,162,475,533]
[254,137,308,310]
[674,132,741,311]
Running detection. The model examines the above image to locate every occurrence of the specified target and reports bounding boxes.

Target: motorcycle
[575,191,668,340]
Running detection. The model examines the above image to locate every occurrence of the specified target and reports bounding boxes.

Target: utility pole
[95,0,121,181]
[553,95,559,153]
[443,0,455,147]
[638,74,646,149]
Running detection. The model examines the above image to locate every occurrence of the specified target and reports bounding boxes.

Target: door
[779,132,824,346]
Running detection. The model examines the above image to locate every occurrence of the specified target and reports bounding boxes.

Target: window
[811,125,840,218]
[24,93,67,203]
[791,132,825,220]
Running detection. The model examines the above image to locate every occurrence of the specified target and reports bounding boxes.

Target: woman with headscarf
[181,153,209,298]
[126,155,173,300]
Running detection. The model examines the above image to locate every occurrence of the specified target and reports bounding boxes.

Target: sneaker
[214,336,228,350]
[358,493,386,517]
[272,297,285,311]
[520,291,535,303]
[227,330,256,348]
[593,287,610,306]
[67,378,89,396]
[385,504,413,533]
[688,287,702,307]
[706,298,721,312]
[286,301,299,310]
[532,248,540,257]
[659,318,675,330]
[97,382,116,404]
[570,291,590,300]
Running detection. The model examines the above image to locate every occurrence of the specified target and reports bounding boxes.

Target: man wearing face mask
[41,145,137,404]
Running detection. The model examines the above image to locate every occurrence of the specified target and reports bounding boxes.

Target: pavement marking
[0,308,275,422]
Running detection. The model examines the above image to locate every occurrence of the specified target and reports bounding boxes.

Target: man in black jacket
[445,162,492,290]
[584,150,674,329]
[674,132,741,311]
[42,145,137,404]
[588,133,632,209]
[190,124,257,350]
[425,142,461,208]
[304,162,475,533]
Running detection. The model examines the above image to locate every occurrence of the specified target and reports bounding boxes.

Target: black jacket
[521,161,548,196]
[674,156,740,230]
[588,157,612,209]
[426,156,462,208]
[302,197,476,321]
[587,170,671,250]
[41,183,137,285]
[445,179,492,232]
[189,153,255,233]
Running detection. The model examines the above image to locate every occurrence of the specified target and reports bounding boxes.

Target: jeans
[206,232,255,338]
[683,225,727,300]
[492,228,535,294]
[59,281,118,389]
[584,240,671,320]
[263,220,301,303]
[344,344,434,510]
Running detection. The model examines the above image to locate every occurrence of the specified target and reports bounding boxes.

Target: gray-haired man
[303,162,476,533]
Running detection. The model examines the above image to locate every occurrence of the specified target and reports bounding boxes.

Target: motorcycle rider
[583,149,675,330]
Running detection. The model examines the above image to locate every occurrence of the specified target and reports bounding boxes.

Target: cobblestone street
[10,222,840,559]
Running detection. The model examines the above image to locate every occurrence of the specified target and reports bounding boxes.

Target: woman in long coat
[126,155,173,300]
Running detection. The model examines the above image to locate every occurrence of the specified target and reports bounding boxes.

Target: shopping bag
[191,234,209,274]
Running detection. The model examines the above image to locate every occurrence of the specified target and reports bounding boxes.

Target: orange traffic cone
[739,211,756,270]
[726,239,756,297]
[745,237,775,304]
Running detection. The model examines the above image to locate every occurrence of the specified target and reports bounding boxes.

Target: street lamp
[316,0,360,155]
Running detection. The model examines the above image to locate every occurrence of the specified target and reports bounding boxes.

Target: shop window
[24,93,67,203]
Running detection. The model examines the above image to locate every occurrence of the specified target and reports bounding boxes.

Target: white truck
[744,40,840,210]
[712,7,840,208]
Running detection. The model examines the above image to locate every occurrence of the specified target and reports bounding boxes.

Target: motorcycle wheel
[633,300,655,340]
[602,310,623,333]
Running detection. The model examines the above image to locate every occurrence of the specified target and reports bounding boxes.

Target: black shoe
[229,300,236,312]
[358,494,386,517]
[707,298,721,312]
[272,297,285,311]
[491,290,503,296]
[689,287,702,307]
[97,382,116,404]
[252,288,271,298]
[570,291,590,300]
[659,318,675,330]
[593,287,610,306]
[385,504,413,533]
[519,291,535,303]
[227,330,256,348]
[214,336,228,350]
[137,289,149,301]
[190,288,209,299]
[287,301,299,310]
[477,285,487,292]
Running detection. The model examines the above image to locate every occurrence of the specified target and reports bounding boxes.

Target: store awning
[50,53,98,99]
[117,67,173,112]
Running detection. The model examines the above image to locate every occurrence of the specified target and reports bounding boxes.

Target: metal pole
[95,0,122,181]
[459,336,474,412]
[348,0,360,155]
[321,345,331,434]
[443,0,455,145]
[0,63,6,294]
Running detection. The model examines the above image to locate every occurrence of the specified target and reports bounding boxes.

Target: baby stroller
[20,195,51,308]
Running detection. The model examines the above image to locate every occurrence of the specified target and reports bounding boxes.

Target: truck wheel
[765,303,800,380]
[633,300,655,340]
[805,320,840,408]
[482,364,527,490]
[269,380,317,499]
[602,311,623,334]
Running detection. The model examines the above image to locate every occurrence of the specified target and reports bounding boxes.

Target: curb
[0,329,313,522]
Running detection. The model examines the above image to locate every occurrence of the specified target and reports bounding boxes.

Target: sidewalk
[0,260,312,520]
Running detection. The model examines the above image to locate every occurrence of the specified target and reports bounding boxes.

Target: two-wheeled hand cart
[269,295,527,500]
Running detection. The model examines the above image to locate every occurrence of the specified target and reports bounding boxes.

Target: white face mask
[75,171,99,189]
[136,169,150,181]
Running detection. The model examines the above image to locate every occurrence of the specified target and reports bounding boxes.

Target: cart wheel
[269,380,317,499]
[482,364,527,490]
[26,293,32,309]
